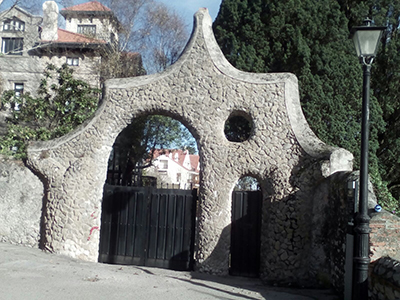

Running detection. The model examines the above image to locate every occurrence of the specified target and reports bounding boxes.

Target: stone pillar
[42,1,58,41]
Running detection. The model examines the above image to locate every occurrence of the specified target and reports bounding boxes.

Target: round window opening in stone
[224,114,253,142]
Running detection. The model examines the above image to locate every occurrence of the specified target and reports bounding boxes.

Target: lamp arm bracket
[361,56,374,66]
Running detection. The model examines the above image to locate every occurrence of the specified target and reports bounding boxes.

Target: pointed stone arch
[27,9,352,281]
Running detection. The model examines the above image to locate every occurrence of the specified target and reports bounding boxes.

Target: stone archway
[27,9,353,281]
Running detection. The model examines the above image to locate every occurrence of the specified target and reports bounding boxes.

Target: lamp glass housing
[352,29,383,58]
[350,21,386,60]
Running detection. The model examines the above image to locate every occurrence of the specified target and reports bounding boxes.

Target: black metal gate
[230,190,262,277]
[98,184,197,271]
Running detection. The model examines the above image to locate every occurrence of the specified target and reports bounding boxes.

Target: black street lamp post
[349,19,386,300]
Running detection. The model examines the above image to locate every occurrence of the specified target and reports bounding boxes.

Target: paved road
[0,243,339,300]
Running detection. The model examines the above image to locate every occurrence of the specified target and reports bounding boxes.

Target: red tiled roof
[190,155,200,172]
[42,28,106,44]
[152,149,200,172]
[62,1,111,12]
[121,51,141,58]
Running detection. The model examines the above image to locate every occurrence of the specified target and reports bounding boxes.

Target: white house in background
[146,149,200,189]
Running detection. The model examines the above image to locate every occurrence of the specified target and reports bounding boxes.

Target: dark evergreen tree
[366,1,400,208]
[332,0,400,210]
[214,0,371,156]
[213,0,400,212]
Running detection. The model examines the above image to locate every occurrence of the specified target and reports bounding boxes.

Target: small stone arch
[230,174,264,275]
[26,9,353,281]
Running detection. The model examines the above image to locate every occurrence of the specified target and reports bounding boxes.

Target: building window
[13,83,23,110]
[14,83,24,96]
[159,160,168,169]
[67,57,79,66]
[77,25,96,36]
[1,38,23,55]
[176,173,181,182]
[3,18,25,32]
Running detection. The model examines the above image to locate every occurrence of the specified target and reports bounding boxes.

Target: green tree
[362,1,400,210]
[99,0,189,75]
[234,176,260,191]
[0,64,100,158]
[213,0,383,157]
[224,115,252,142]
[328,0,400,212]
[110,115,196,186]
[213,0,400,212]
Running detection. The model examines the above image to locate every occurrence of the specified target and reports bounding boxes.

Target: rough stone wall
[370,210,400,262]
[0,156,43,247]
[368,210,400,299]
[370,257,400,300]
[40,54,102,88]
[0,53,101,95]
[310,171,355,291]
[25,9,353,283]
[0,56,44,94]
[310,169,400,296]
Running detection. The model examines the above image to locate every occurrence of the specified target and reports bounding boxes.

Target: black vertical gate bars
[230,190,262,277]
[99,185,197,271]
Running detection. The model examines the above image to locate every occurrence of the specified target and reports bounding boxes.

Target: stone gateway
[27,9,353,285]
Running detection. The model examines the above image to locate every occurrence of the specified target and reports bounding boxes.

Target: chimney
[42,1,59,41]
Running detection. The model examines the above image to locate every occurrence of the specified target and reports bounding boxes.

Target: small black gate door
[99,184,196,271]
[230,190,262,277]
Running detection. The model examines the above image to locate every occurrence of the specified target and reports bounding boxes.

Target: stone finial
[42,1,59,41]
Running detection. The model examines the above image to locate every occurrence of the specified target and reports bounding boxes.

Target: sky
[158,0,222,27]
[1,0,223,27]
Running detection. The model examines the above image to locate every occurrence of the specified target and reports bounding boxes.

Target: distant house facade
[0,5,44,96]
[0,0,144,133]
[145,149,200,189]
[60,1,120,46]
[0,1,111,94]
